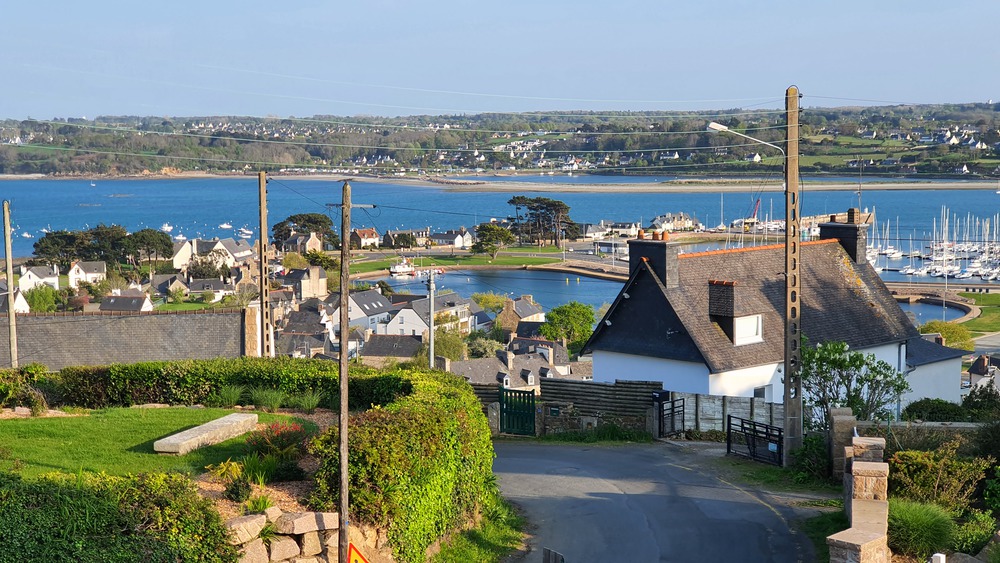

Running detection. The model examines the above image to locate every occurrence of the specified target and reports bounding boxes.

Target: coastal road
[493,441,814,563]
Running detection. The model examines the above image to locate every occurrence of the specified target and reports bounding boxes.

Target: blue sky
[4,1,998,119]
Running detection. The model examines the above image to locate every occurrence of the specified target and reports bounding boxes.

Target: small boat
[237,227,253,239]
[173,234,187,241]
[160,222,174,233]
[219,222,233,229]
[390,257,416,276]
[90,181,96,187]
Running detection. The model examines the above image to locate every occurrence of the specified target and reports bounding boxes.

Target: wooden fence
[538,378,662,417]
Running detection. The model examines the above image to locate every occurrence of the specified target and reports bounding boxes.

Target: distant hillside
[1,103,998,177]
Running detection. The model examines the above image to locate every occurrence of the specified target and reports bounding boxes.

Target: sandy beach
[1,171,996,194]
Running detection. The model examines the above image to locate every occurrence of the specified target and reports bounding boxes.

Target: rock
[268,536,300,561]
[273,512,339,534]
[239,538,268,563]
[264,506,283,522]
[300,531,322,556]
[227,514,267,545]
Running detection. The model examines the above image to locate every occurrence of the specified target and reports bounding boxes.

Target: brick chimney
[819,207,870,265]
[505,350,515,371]
[627,239,679,288]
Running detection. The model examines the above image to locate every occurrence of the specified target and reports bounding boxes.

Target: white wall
[377,308,427,336]
[901,358,964,406]
[592,350,710,394]
[709,362,781,401]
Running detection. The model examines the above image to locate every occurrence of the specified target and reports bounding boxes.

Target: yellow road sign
[348,543,370,563]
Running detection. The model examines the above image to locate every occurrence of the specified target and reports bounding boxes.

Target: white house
[0,282,30,313]
[378,308,428,337]
[429,229,473,249]
[583,209,966,408]
[18,265,59,292]
[324,289,394,333]
[68,261,107,289]
[172,238,254,271]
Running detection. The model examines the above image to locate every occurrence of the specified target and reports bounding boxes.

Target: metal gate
[652,391,685,438]
[499,387,535,435]
[726,415,783,466]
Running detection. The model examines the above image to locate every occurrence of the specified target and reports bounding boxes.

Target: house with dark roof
[968,354,1000,388]
[282,231,322,255]
[583,210,966,407]
[358,333,423,367]
[99,295,154,312]
[324,288,394,333]
[171,238,255,272]
[495,295,545,334]
[148,274,188,298]
[68,261,107,289]
[187,278,236,303]
[276,307,329,358]
[443,349,563,389]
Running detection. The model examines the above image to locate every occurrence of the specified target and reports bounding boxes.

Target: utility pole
[332,182,374,562]
[784,85,802,466]
[3,201,16,369]
[258,172,272,357]
[427,270,435,370]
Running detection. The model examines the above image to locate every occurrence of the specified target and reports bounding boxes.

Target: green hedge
[889,440,993,515]
[47,358,342,408]
[309,366,496,563]
[0,470,237,562]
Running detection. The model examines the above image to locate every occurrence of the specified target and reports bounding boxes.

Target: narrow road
[494,441,815,563]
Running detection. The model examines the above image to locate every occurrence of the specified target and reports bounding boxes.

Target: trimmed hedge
[309,366,496,563]
[48,358,340,408]
[0,470,237,562]
[888,439,993,515]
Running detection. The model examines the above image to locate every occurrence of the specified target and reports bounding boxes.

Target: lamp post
[706,86,801,466]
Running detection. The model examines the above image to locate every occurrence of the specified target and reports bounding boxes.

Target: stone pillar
[487,402,500,437]
[830,407,858,480]
[828,434,891,563]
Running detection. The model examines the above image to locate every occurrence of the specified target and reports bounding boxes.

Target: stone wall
[827,418,892,563]
[226,508,394,563]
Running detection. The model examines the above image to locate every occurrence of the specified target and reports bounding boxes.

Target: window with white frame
[733,314,763,346]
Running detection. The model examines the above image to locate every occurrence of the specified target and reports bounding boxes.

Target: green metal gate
[499,387,536,435]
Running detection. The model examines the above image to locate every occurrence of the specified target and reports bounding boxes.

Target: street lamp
[706,87,801,467]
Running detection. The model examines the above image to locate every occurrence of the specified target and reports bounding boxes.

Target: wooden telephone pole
[333,182,374,561]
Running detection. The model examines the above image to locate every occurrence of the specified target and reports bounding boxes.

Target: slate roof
[584,239,920,373]
[282,309,327,334]
[361,335,422,358]
[24,266,56,279]
[276,333,327,356]
[188,278,233,292]
[906,335,967,367]
[99,296,150,312]
[409,293,471,321]
[510,337,570,365]
[450,351,555,386]
[970,354,1000,377]
[513,296,544,319]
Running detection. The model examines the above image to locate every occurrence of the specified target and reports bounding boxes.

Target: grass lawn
[350,254,559,274]
[0,407,315,479]
[958,292,1000,333]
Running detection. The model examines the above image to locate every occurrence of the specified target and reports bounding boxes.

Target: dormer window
[733,314,764,346]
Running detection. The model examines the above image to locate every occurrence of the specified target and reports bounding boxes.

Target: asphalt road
[493,441,815,563]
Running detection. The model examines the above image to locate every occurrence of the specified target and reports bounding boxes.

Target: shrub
[791,433,831,482]
[224,477,252,502]
[291,389,324,414]
[964,385,1000,421]
[888,498,955,558]
[975,420,1000,459]
[243,495,274,515]
[246,421,309,458]
[984,473,1000,515]
[250,388,286,413]
[902,398,968,422]
[309,367,495,563]
[952,508,997,554]
[0,471,237,562]
[241,453,280,486]
[540,423,653,443]
[214,384,246,408]
[205,458,243,483]
[889,439,993,515]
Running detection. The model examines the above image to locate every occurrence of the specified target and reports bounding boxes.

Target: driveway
[493,441,818,563]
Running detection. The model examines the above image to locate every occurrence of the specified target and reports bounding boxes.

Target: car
[586,250,594,255]
[567,248,574,252]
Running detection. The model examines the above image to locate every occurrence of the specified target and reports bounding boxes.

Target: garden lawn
[959,292,1000,333]
[0,407,314,479]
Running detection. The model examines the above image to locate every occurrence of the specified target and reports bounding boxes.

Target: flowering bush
[245,421,310,458]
